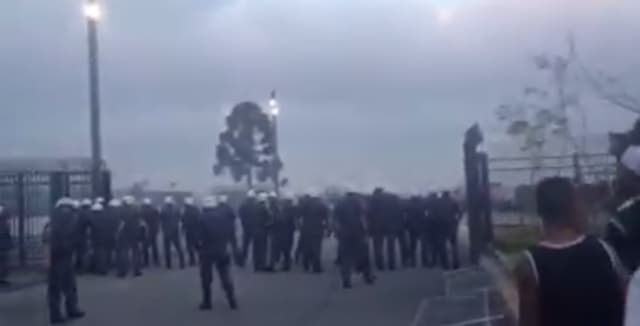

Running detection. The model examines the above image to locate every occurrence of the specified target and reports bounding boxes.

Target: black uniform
[335,194,374,288]
[253,201,274,272]
[116,204,143,277]
[368,190,388,270]
[218,202,239,265]
[272,199,297,271]
[196,206,237,310]
[0,208,12,284]
[141,204,161,267]
[238,199,258,267]
[441,194,461,269]
[605,196,640,272]
[90,207,112,275]
[182,204,201,266]
[383,193,408,270]
[405,196,427,268]
[300,197,328,273]
[426,195,449,269]
[161,204,185,269]
[74,205,92,272]
[48,203,85,324]
[103,206,120,272]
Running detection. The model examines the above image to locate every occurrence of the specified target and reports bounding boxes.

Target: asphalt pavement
[1,239,446,326]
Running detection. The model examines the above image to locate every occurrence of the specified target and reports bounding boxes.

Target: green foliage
[213,101,283,186]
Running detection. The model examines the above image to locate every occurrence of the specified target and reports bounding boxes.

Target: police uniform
[253,194,274,272]
[116,196,143,277]
[238,193,258,268]
[196,197,237,310]
[160,197,185,269]
[141,199,161,267]
[272,198,297,271]
[335,194,375,288]
[89,203,111,274]
[48,198,85,324]
[182,197,200,267]
[0,205,12,285]
[74,199,93,272]
[300,196,328,273]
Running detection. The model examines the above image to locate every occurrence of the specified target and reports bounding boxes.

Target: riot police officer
[272,195,297,271]
[74,199,93,272]
[48,198,86,324]
[217,195,239,264]
[0,204,11,286]
[89,202,111,275]
[368,188,387,270]
[196,196,238,310]
[182,197,200,267]
[441,191,461,269]
[116,196,143,277]
[253,193,274,272]
[161,197,185,269]
[405,196,427,268]
[141,198,160,267]
[238,190,258,267]
[300,196,328,273]
[103,199,121,273]
[335,193,375,288]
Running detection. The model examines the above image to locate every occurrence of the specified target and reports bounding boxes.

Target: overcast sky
[1,0,639,193]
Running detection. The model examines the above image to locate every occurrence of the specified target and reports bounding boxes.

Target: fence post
[464,124,484,264]
[16,173,26,267]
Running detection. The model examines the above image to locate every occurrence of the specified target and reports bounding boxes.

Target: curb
[481,247,518,322]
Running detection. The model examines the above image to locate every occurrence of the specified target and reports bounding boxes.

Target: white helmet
[164,196,174,205]
[268,191,277,198]
[71,200,81,209]
[202,196,218,208]
[257,192,269,202]
[122,195,136,205]
[218,195,228,204]
[247,189,256,198]
[142,198,152,205]
[91,203,104,211]
[55,198,74,208]
[81,198,93,206]
[108,199,122,208]
[95,197,105,204]
[184,197,195,206]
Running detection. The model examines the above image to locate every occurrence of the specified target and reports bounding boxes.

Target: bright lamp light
[269,99,278,108]
[84,2,102,21]
[270,106,280,116]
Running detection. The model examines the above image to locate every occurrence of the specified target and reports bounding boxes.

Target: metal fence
[463,124,617,262]
[0,170,111,268]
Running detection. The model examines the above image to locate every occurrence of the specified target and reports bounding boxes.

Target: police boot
[342,278,352,289]
[226,293,238,310]
[199,290,212,310]
[49,310,65,324]
[67,310,86,320]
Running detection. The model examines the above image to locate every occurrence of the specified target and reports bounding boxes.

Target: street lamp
[269,91,280,196]
[84,0,104,198]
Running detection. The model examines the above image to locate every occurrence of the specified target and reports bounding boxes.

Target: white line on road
[440,314,504,326]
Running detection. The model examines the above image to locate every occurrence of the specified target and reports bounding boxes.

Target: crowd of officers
[34,187,461,324]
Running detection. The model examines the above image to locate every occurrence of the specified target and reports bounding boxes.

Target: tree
[213,101,284,188]
[497,39,586,181]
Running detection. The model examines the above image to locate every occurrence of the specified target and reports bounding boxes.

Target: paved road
[1,239,449,326]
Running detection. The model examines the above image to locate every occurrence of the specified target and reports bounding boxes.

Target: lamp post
[269,91,280,196]
[84,0,103,198]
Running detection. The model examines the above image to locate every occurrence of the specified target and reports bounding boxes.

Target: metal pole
[86,0,103,198]
[273,116,280,197]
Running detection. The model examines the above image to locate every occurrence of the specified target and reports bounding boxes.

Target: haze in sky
[1,0,639,193]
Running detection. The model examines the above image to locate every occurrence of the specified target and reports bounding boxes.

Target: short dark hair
[536,177,575,224]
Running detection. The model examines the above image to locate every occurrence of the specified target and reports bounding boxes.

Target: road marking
[440,314,504,326]
[409,298,429,326]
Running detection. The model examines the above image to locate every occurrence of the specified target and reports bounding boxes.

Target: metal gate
[463,124,618,263]
[0,170,111,268]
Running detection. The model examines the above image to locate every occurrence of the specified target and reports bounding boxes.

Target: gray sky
[1,0,639,193]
